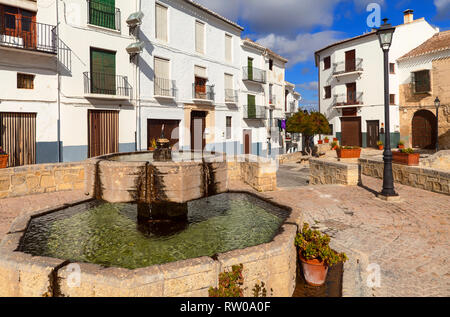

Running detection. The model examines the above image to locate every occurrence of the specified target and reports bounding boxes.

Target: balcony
[244,105,266,119]
[225,89,239,103]
[332,92,364,108]
[243,67,266,84]
[332,58,363,78]
[83,72,132,100]
[287,101,298,114]
[192,84,215,103]
[0,17,57,54]
[87,0,121,31]
[154,77,176,99]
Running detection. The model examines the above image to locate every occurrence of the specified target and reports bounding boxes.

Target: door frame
[340,116,362,147]
[190,111,206,151]
[366,120,380,148]
[243,129,252,155]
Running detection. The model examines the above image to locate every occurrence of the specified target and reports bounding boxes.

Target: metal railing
[225,89,238,103]
[0,17,57,54]
[333,58,363,75]
[243,66,266,83]
[87,0,121,31]
[288,101,297,113]
[154,77,176,98]
[83,72,132,97]
[192,84,215,101]
[333,92,364,107]
[244,105,266,119]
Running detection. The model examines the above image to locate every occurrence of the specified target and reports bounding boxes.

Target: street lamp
[376,18,398,198]
[435,97,440,152]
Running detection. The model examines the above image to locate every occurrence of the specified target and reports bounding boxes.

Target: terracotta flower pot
[398,144,405,149]
[299,251,328,286]
[393,151,420,166]
[333,138,338,142]
[318,140,323,145]
[0,155,8,169]
[332,146,338,150]
[324,139,329,144]
[378,145,384,150]
[336,148,361,159]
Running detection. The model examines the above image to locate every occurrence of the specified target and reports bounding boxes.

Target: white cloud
[297,81,319,91]
[256,31,345,66]
[434,0,450,20]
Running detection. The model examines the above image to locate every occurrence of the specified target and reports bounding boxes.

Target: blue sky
[195,0,450,108]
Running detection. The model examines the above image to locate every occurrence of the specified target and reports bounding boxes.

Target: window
[226,116,232,139]
[269,59,273,71]
[194,65,207,99]
[154,57,170,96]
[390,94,396,105]
[155,3,168,42]
[329,124,334,135]
[247,94,256,118]
[90,48,116,94]
[389,63,395,74]
[195,20,205,54]
[17,73,34,89]
[225,34,232,62]
[88,0,116,30]
[324,86,331,99]
[224,73,234,102]
[1,6,37,48]
[269,84,274,104]
[324,56,331,70]
[412,70,431,93]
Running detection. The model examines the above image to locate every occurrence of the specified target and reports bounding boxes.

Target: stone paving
[276,164,310,188]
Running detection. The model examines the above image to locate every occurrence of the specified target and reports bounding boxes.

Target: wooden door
[346,83,356,104]
[341,117,361,147]
[0,112,36,167]
[194,77,206,99]
[2,6,19,37]
[243,130,252,155]
[88,110,119,158]
[366,120,379,148]
[247,95,256,118]
[190,111,206,151]
[20,10,36,49]
[147,119,180,150]
[412,110,436,149]
[345,50,356,72]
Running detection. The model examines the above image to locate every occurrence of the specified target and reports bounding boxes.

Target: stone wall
[359,158,450,195]
[228,155,277,192]
[277,151,304,165]
[309,158,359,186]
[0,162,85,199]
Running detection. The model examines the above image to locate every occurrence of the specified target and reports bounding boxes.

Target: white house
[138,0,244,155]
[314,9,438,148]
[284,81,302,153]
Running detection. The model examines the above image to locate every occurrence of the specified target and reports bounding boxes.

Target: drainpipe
[56,0,62,162]
[135,0,142,152]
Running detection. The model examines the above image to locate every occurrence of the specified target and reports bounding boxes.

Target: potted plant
[295,223,347,286]
[377,140,384,150]
[149,138,157,151]
[333,137,338,142]
[318,139,323,145]
[330,141,338,150]
[0,146,8,169]
[393,148,420,166]
[336,146,361,159]
[324,137,329,144]
[398,140,405,149]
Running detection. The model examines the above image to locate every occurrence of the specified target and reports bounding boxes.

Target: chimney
[403,9,414,24]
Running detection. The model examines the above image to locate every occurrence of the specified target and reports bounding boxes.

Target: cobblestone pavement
[277,164,310,188]
[0,190,86,239]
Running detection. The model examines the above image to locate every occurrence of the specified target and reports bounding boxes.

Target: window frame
[226,116,232,140]
[195,20,205,54]
[323,56,331,70]
[17,73,35,89]
[324,86,332,99]
[155,2,168,43]
[412,69,431,94]
[225,33,232,63]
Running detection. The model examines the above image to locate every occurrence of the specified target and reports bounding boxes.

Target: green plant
[150,138,157,149]
[400,148,414,154]
[209,264,244,297]
[295,223,347,267]
[377,141,384,146]
[398,140,405,146]
[324,137,329,141]
[252,281,273,297]
[330,141,338,149]
[340,146,360,150]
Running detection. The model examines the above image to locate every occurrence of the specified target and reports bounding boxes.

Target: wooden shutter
[91,49,116,94]
[194,65,207,78]
[195,21,205,54]
[224,74,233,90]
[155,3,168,42]
[89,0,115,29]
[225,34,232,62]
[247,95,256,118]
[88,110,119,158]
[154,57,170,95]
[247,58,253,80]
[0,112,36,167]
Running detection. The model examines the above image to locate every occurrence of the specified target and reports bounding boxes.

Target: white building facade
[315,10,438,148]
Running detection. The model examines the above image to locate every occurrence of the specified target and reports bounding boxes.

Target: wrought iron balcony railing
[243,67,266,84]
[333,92,363,107]
[193,84,215,101]
[83,72,132,97]
[225,89,239,103]
[0,16,57,54]
[244,105,266,119]
[87,0,121,31]
[332,58,363,75]
[154,77,176,98]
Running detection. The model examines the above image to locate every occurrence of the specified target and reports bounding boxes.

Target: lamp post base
[377,192,401,202]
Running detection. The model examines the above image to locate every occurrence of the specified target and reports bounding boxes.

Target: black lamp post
[435,97,440,152]
[377,19,398,198]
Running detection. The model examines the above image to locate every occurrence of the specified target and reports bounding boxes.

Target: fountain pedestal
[153,138,172,162]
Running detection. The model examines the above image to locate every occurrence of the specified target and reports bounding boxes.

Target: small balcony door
[90,48,116,95]
[247,57,253,81]
[346,83,356,105]
[345,50,356,73]
[194,76,207,99]
[1,5,37,49]
[247,94,256,118]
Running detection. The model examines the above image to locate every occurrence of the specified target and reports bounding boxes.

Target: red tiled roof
[398,30,450,60]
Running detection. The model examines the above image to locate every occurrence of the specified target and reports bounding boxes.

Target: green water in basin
[19,193,287,269]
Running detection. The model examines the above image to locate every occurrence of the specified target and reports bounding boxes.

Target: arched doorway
[412,110,436,149]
